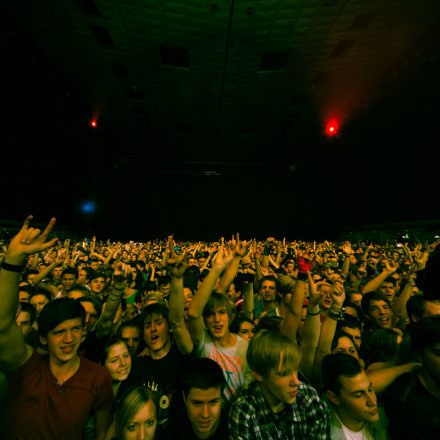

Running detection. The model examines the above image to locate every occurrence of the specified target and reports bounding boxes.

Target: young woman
[103,338,132,398]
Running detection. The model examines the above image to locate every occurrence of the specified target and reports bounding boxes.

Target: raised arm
[0,216,58,371]
[166,240,193,355]
[361,260,397,294]
[187,246,233,347]
[217,240,247,294]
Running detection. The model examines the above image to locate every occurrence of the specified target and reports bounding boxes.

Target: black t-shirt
[382,372,440,439]
[119,343,190,432]
[164,409,229,440]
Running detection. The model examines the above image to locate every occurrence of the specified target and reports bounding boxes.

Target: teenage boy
[229,329,330,439]
[166,357,228,439]
[188,245,252,401]
[0,217,113,440]
[321,353,389,439]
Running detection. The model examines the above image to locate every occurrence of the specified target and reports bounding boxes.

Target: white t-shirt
[336,413,373,440]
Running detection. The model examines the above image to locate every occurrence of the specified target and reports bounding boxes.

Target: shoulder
[297,382,329,415]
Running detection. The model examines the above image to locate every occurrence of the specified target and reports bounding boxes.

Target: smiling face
[368,300,393,329]
[105,341,131,382]
[184,387,222,439]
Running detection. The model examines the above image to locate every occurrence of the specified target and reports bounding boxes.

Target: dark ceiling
[1,0,439,241]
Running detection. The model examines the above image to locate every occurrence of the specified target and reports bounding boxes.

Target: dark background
[1,1,439,241]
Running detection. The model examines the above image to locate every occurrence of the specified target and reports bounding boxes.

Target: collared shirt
[229,380,330,440]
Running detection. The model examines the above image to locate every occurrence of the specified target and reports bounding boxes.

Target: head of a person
[158,275,171,298]
[361,292,393,330]
[115,387,157,440]
[77,266,94,285]
[247,330,302,407]
[88,258,101,272]
[52,265,63,279]
[322,354,379,427]
[346,290,363,308]
[29,290,52,317]
[343,302,363,321]
[16,301,36,337]
[318,282,333,311]
[119,318,143,357]
[378,279,397,303]
[67,284,91,300]
[338,316,363,351]
[230,314,256,341]
[103,338,131,383]
[124,303,139,321]
[89,270,107,294]
[22,269,39,285]
[181,358,225,439]
[407,295,440,323]
[277,275,296,306]
[142,303,171,357]
[183,287,194,311]
[37,298,85,362]
[60,267,78,292]
[76,296,102,338]
[409,316,440,384]
[331,330,361,362]
[227,281,242,303]
[202,293,233,341]
[18,284,36,303]
[259,276,278,304]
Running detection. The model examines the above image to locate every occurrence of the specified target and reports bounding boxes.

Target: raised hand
[112,261,131,290]
[166,237,188,278]
[330,281,345,308]
[212,245,234,270]
[7,216,58,261]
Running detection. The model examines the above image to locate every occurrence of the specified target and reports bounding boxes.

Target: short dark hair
[19,301,36,324]
[361,291,390,316]
[230,314,255,334]
[37,297,85,337]
[19,284,37,295]
[181,357,225,398]
[409,316,440,353]
[322,353,362,395]
[143,302,169,324]
[259,275,278,291]
[62,267,78,278]
[406,294,425,321]
[331,330,359,354]
[77,295,103,318]
[29,289,52,303]
[338,315,362,332]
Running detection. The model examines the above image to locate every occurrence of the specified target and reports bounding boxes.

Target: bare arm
[361,260,397,294]
[0,216,58,371]
[242,281,254,320]
[166,240,193,355]
[187,247,233,347]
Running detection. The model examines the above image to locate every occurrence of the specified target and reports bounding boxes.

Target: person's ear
[251,370,264,382]
[326,390,340,406]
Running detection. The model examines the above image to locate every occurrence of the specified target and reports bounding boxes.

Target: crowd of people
[0,216,439,439]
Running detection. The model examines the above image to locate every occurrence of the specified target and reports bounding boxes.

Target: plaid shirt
[229,380,330,440]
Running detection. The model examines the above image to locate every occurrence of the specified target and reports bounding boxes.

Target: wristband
[307,309,321,316]
[328,307,345,321]
[1,261,25,272]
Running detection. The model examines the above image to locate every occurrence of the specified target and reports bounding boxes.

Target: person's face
[198,257,206,266]
[105,341,131,382]
[90,276,106,294]
[238,321,256,341]
[205,306,230,340]
[18,290,31,303]
[80,301,98,337]
[333,336,360,360]
[368,300,393,329]
[30,294,50,316]
[125,400,157,440]
[26,273,37,284]
[332,372,379,426]
[61,273,77,291]
[340,327,362,351]
[379,282,396,303]
[258,367,301,409]
[319,285,333,310]
[285,262,295,273]
[227,283,240,302]
[16,310,32,337]
[187,258,197,266]
[52,266,63,279]
[143,314,171,355]
[124,304,139,321]
[356,266,367,279]
[40,318,83,364]
[184,387,222,438]
[89,261,100,271]
[121,326,142,357]
[77,269,88,285]
[260,280,277,303]
[183,288,193,310]
[159,283,171,298]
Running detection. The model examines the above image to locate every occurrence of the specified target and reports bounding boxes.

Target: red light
[325,119,339,137]
[90,119,97,128]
